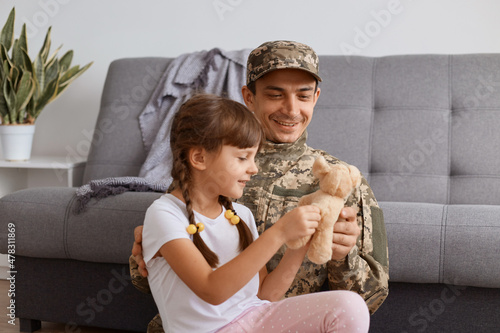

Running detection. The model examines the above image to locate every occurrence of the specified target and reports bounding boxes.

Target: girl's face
[203,144,259,199]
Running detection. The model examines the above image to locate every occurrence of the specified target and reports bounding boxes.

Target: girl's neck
[170,187,222,219]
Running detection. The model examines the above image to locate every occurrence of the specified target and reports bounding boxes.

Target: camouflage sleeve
[326,176,389,314]
[129,254,152,294]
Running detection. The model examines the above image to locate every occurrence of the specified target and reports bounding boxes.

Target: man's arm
[327,177,389,314]
[129,225,152,294]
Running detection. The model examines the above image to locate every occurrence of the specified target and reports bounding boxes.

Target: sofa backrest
[85,54,500,205]
[309,54,500,205]
[83,57,172,183]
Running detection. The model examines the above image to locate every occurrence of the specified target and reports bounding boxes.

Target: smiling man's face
[242,68,321,144]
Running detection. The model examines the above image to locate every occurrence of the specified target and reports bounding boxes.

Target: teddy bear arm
[307,197,345,265]
[286,194,317,249]
[298,193,314,206]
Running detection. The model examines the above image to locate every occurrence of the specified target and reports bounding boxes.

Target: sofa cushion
[444,205,500,288]
[381,201,500,288]
[381,201,445,284]
[0,187,162,264]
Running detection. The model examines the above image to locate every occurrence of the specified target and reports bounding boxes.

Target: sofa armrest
[0,187,162,264]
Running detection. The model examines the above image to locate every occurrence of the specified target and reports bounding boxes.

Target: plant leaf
[0,99,8,123]
[0,7,15,52]
[46,44,62,66]
[33,75,58,117]
[58,62,93,93]
[12,39,25,68]
[26,96,34,120]
[33,53,45,97]
[45,58,59,86]
[0,58,4,79]
[14,70,35,113]
[18,23,28,54]
[21,48,33,73]
[59,50,73,72]
[0,79,9,123]
[9,66,19,89]
[0,44,13,69]
[58,64,79,85]
[39,26,52,63]
[3,77,17,123]
[2,59,9,78]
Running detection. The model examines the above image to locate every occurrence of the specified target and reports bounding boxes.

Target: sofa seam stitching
[368,57,377,181]
[440,204,448,284]
[63,194,78,260]
[447,55,453,204]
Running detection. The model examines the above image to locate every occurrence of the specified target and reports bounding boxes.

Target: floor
[0,280,135,333]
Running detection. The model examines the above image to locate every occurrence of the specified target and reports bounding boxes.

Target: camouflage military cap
[246,40,322,85]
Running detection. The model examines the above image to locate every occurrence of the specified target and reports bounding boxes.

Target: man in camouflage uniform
[131,40,389,333]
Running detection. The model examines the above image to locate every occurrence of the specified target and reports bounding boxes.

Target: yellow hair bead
[230,215,240,225]
[186,224,197,234]
[186,222,205,234]
[224,210,234,219]
[225,209,240,225]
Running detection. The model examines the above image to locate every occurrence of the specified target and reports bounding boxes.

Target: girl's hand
[257,207,319,301]
[276,205,320,243]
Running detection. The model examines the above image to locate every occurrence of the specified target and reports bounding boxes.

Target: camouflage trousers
[147,314,164,333]
[129,255,164,332]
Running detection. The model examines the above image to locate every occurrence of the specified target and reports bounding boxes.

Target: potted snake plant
[0,7,92,161]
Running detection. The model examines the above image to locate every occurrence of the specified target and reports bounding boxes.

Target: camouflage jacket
[236,132,389,314]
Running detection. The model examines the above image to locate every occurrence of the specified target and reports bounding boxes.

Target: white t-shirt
[143,194,268,333]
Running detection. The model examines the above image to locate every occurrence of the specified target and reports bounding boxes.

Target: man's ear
[241,86,255,111]
[313,86,321,106]
[189,147,207,170]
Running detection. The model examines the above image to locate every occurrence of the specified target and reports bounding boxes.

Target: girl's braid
[218,196,254,252]
[177,157,219,268]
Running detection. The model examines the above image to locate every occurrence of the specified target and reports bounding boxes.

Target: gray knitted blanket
[75,48,250,212]
[74,177,170,213]
[138,47,250,184]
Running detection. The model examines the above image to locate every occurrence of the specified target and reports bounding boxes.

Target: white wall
[1,0,500,160]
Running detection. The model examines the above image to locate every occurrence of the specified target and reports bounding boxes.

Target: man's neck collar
[259,131,308,157]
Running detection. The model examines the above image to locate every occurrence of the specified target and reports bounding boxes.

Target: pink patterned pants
[217,290,370,333]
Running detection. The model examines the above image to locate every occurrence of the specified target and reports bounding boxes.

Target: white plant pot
[0,124,36,161]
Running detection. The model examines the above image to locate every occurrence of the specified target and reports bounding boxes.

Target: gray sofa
[1,53,500,333]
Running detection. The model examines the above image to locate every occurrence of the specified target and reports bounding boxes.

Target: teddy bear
[286,156,362,265]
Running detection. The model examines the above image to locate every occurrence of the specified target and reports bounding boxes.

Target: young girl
[142,94,370,333]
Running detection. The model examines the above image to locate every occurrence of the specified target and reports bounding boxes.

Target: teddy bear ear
[348,165,362,187]
[312,156,330,177]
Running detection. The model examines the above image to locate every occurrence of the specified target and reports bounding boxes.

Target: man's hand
[132,225,149,278]
[331,207,360,261]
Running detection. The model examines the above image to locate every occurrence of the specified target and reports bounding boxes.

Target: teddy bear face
[313,157,361,200]
[335,167,356,198]
[318,164,354,198]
